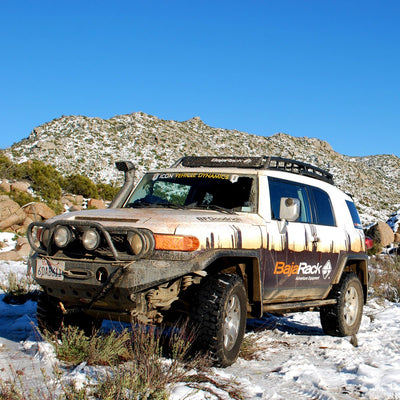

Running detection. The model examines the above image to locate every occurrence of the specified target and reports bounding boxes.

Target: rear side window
[309,187,336,226]
[346,200,363,229]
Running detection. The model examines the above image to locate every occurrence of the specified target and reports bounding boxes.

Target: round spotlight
[127,230,154,257]
[54,226,72,248]
[128,232,144,255]
[82,229,101,251]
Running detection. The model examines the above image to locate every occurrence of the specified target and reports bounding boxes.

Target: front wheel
[191,273,247,367]
[320,273,364,336]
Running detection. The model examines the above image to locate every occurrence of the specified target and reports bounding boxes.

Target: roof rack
[171,156,334,185]
[265,157,334,184]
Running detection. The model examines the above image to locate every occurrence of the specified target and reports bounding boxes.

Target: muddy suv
[27,156,368,366]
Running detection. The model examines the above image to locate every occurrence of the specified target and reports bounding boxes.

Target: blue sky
[0,0,399,156]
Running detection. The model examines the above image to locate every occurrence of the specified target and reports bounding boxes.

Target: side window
[346,200,363,229]
[309,187,336,226]
[268,178,311,223]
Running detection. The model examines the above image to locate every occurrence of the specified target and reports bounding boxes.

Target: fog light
[54,226,72,248]
[82,229,101,251]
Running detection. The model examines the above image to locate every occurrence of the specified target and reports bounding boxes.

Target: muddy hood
[48,208,265,250]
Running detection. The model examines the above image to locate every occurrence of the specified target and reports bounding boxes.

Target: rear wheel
[320,273,363,336]
[36,293,102,336]
[191,273,247,367]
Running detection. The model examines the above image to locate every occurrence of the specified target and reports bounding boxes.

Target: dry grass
[0,322,246,400]
[369,255,400,302]
[0,272,35,299]
[46,326,132,366]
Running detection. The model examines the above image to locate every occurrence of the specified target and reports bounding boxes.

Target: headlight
[82,229,101,251]
[129,233,143,255]
[127,230,154,257]
[54,226,72,248]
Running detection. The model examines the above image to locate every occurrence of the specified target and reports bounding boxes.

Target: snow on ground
[1,255,400,398]
[0,232,18,253]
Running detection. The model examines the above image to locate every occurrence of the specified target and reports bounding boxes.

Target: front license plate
[36,258,64,281]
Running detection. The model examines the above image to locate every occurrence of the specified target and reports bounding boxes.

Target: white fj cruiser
[28,156,368,366]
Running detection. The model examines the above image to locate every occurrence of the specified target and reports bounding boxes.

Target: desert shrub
[8,190,38,207]
[35,177,62,203]
[1,323,244,400]
[0,378,25,400]
[370,255,400,302]
[61,174,98,199]
[0,155,119,212]
[367,240,382,256]
[2,159,63,203]
[48,326,131,366]
[0,153,13,177]
[96,182,120,201]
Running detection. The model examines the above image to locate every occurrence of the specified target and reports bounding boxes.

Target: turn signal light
[154,234,200,252]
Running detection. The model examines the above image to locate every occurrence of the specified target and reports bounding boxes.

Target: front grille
[95,234,127,256]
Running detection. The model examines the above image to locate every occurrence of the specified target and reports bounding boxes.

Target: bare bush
[369,255,400,302]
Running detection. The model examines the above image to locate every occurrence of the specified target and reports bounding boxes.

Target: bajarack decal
[274,260,332,281]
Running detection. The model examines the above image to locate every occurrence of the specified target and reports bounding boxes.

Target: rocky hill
[3,112,400,224]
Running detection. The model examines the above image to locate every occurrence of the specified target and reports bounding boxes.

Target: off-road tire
[36,292,102,336]
[320,273,363,336]
[191,273,247,367]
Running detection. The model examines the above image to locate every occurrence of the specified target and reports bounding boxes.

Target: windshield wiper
[160,203,185,209]
[126,201,185,209]
[189,204,236,214]
[126,200,154,208]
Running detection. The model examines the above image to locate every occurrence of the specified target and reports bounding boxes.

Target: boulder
[10,181,31,193]
[61,196,73,208]
[75,195,84,205]
[365,221,395,247]
[15,237,31,257]
[61,194,84,206]
[88,198,106,209]
[24,202,56,221]
[22,216,34,227]
[0,250,23,261]
[0,198,21,220]
[0,181,11,193]
[70,205,83,211]
[0,207,26,230]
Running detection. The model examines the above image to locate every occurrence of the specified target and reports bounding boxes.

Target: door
[262,178,339,302]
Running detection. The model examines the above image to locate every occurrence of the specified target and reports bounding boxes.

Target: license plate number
[36,259,64,281]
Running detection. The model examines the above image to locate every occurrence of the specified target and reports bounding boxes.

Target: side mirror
[279,197,300,222]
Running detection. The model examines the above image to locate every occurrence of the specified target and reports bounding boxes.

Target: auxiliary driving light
[82,229,101,251]
[54,226,72,248]
[129,232,143,255]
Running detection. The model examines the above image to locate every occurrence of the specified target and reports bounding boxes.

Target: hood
[48,207,265,249]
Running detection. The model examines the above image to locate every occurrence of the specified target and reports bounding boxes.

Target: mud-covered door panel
[262,178,341,302]
[262,222,339,302]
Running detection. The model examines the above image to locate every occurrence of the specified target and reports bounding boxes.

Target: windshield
[124,172,257,213]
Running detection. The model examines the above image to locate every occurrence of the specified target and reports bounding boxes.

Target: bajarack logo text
[274,260,332,281]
